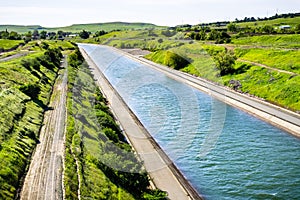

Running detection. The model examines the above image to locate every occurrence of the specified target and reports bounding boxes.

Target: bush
[213,49,237,76]
[163,51,190,70]
[19,83,41,99]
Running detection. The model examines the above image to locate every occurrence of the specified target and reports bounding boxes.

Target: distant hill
[0,25,45,33]
[0,22,163,33]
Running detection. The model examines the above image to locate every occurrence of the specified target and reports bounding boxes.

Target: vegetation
[79,30,90,39]
[231,34,300,48]
[212,49,237,76]
[145,50,190,70]
[0,39,24,51]
[0,42,63,199]
[0,11,299,199]
[235,48,300,73]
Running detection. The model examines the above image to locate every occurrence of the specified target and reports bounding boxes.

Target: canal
[80,44,300,200]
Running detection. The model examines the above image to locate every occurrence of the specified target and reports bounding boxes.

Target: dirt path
[0,52,28,62]
[20,57,68,200]
[238,58,298,75]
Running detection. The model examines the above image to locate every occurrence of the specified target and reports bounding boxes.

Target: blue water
[80,44,300,199]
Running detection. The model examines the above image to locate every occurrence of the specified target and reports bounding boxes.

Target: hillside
[83,14,300,112]
[0,22,162,33]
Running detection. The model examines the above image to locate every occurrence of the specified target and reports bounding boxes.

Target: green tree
[261,25,274,34]
[0,30,9,39]
[40,31,47,39]
[227,23,238,32]
[8,31,20,40]
[94,30,107,37]
[79,30,90,39]
[207,29,220,40]
[213,49,237,76]
[295,24,300,33]
[216,31,231,44]
[24,31,32,42]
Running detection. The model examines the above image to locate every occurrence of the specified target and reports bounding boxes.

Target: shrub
[19,83,40,99]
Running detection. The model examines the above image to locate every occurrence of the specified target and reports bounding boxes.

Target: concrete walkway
[80,48,203,200]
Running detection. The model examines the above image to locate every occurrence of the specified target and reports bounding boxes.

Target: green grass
[232,34,300,48]
[222,62,300,111]
[236,16,300,28]
[0,39,24,51]
[0,25,44,33]
[0,42,65,199]
[235,48,300,73]
[145,42,223,81]
[44,40,75,50]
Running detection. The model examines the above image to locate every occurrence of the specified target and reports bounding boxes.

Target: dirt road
[20,58,68,200]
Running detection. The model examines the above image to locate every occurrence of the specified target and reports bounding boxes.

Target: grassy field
[231,34,300,48]
[236,16,300,28]
[0,39,24,51]
[235,48,300,73]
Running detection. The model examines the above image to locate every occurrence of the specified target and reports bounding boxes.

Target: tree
[24,31,32,42]
[216,31,231,44]
[0,30,9,39]
[295,24,300,33]
[213,49,237,76]
[32,30,39,39]
[40,31,47,39]
[261,25,274,34]
[79,30,90,39]
[227,23,237,32]
[8,31,20,40]
[206,29,220,40]
[94,30,107,37]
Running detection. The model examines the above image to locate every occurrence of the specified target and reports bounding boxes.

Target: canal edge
[79,46,204,200]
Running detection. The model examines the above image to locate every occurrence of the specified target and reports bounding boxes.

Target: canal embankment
[113,47,300,138]
[79,47,203,200]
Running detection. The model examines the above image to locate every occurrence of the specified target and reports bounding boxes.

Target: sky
[0,0,299,27]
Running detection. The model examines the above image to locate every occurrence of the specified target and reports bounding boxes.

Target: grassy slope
[51,22,163,32]
[144,40,300,111]
[231,34,300,48]
[235,48,300,73]
[236,16,300,28]
[0,42,63,199]
[65,50,166,199]
[222,62,300,111]
[0,39,24,51]
[0,25,44,33]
